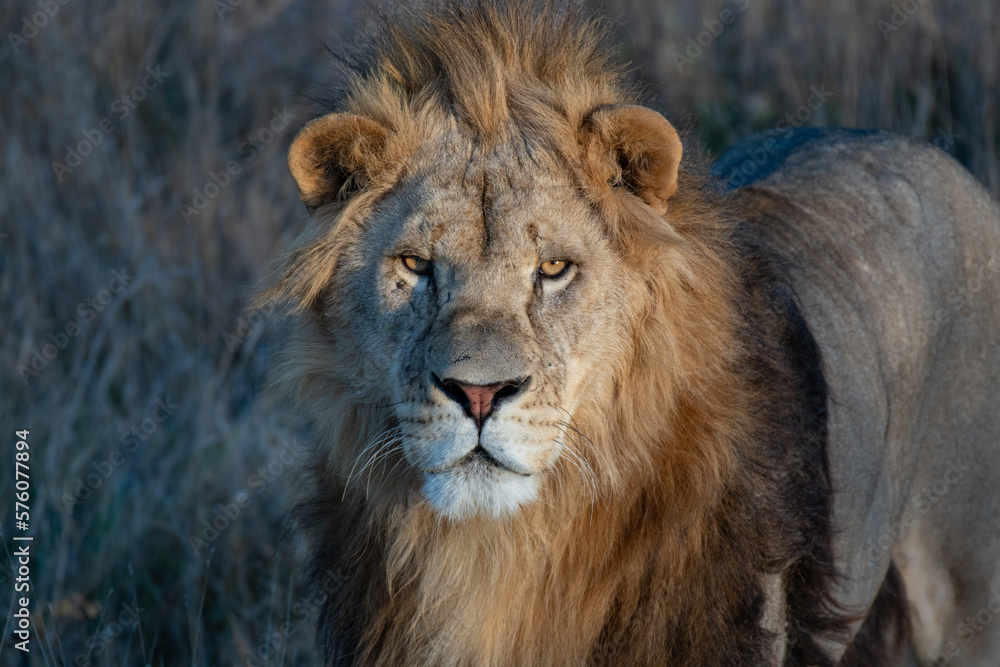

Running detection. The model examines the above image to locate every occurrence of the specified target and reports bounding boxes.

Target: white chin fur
[422,465,539,520]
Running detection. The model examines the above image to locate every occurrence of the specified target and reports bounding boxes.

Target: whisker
[553,425,601,511]
[352,434,400,499]
[342,423,394,481]
[557,408,612,474]
[340,413,399,480]
[342,424,402,501]
[552,435,598,520]
[364,438,403,500]
[556,410,613,491]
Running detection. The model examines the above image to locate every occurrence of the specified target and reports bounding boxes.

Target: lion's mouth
[426,445,531,477]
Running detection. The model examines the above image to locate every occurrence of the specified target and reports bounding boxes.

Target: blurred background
[1,0,997,664]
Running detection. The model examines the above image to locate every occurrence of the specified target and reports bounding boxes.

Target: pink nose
[438,378,523,429]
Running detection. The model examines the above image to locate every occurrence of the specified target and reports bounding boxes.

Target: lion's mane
[263,2,906,664]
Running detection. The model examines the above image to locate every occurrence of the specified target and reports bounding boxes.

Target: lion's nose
[435,376,525,429]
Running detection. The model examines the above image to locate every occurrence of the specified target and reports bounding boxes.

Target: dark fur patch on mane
[734,222,846,663]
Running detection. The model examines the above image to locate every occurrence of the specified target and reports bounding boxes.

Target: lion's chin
[421,462,539,520]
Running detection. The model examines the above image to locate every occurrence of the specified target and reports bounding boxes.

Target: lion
[261,1,1000,665]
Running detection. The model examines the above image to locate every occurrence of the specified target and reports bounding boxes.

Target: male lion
[262,2,1000,664]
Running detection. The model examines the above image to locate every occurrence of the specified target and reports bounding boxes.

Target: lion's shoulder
[713,127,885,191]
[718,125,1000,662]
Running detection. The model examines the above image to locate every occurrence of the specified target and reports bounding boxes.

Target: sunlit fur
[260,2,852,664]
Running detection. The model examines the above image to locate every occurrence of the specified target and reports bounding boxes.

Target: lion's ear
[287,113,389,211]
[581,106,683,215]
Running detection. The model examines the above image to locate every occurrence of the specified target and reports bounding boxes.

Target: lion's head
[263,4,843,664]
[264,3,744,524]
[284,108,693,520]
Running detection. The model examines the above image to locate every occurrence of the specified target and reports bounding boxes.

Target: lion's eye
[539,260,569,278]
[403,256,432,274]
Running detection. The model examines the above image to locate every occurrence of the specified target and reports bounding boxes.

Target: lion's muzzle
[433,375,528,430]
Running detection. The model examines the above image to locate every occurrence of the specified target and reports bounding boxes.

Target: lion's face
[282,104,682,520]
[337,143,640,519]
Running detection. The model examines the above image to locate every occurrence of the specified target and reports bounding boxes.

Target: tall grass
[1,0,996,664]
[604,0,999,193]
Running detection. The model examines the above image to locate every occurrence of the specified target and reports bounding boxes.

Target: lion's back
[718,128,1000,663]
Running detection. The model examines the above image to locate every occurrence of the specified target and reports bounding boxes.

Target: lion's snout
[433,375,527,429]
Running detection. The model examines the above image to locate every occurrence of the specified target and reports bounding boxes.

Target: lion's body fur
[719,128,1000,665]
[265,2,1000,665]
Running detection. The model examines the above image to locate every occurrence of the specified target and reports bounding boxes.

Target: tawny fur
[256,2,948,665]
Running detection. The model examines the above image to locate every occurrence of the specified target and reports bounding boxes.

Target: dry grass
[604,0,999,193]
[0,0,996,664]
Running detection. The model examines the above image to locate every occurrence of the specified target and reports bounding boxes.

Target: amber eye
[402,255,432,274]
[539,260,569,278]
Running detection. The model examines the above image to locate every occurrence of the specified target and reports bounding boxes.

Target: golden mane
[266,2,852,664]
[338,1,632,140]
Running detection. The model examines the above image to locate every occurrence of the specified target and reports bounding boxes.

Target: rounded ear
[287,113,389,212]
[580,105,683,215]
